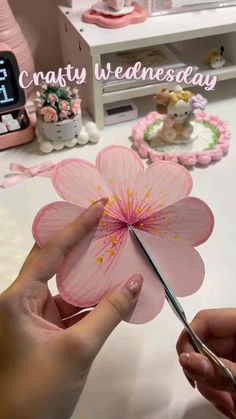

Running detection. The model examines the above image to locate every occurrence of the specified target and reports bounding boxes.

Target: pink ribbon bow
[0,162,57,188]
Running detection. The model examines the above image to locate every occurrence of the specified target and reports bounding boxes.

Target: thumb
[69,274,143,357]
[179,352,236,392]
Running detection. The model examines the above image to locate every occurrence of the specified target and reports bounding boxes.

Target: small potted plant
[34,85,83,150]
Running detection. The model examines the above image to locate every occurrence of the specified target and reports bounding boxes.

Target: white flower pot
[37,114,83,142]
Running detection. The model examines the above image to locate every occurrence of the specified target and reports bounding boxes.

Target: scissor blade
[129,226,188,325]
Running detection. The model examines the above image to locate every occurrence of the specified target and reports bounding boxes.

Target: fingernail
[125,275,143,298]
[91,197,108,207]
[180,353,210,376]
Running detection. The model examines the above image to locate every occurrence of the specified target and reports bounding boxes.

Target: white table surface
[1,79,236,419]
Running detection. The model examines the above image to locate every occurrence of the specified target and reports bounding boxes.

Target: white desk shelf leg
[58,13,104,129]
[89,54,104,129]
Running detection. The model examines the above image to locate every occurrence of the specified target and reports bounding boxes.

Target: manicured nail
[180,353,210,376]
[125,275,143,298]
[91,197,108,207]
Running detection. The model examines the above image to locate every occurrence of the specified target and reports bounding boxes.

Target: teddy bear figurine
[154,85,207,144]
[103,0,132,11]
[207,46,225,70]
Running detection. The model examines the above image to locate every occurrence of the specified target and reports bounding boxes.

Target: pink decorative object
[0,162,56,188]
[0,0,35,97]
[190,94,208,111]
[154,86,207,143]
[40,106,58,123]
[82,2,148,29]
[32,146,214,324]
[132,111,231,167]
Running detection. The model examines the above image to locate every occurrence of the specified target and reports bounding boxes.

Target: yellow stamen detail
[110,249,116,257]
[89,199,96,205]
[113,195,120,203]
[112,237,118,245]
[174,234,181,240]
[96,256,104,265]
[107,199,113,207]
[144,192,152,200]
[101,220,107,227]
[127,189,134,198]
[104,210,110,216]
[135,207,142,215]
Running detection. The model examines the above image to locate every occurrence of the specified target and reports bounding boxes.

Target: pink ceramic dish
[82,2,148,29]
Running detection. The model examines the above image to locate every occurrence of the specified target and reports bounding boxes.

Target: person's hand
[176,309,236,419]
[0,199,143,419]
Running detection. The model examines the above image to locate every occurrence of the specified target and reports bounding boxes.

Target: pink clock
[0,42,34,150]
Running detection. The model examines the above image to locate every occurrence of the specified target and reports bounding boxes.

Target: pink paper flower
[59,100,70,112]
[190,94,208,111]
[59,110,70,120]
[33,147,214,324]
[48,93,59,106]
[71,98,81,115]
[40,106,58,123]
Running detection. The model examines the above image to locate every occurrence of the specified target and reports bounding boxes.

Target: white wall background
[8,0,69,71]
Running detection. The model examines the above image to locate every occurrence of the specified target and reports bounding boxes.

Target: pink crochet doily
[82,2,148,29]
[132,111,231,166]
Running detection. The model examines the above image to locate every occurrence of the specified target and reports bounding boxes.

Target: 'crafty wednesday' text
[19,63,217,91]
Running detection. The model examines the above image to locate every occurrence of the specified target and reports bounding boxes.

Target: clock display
[0,57,18,107]
[0,51,25,114]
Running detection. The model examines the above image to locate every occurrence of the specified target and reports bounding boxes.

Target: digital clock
[0,43,34,150]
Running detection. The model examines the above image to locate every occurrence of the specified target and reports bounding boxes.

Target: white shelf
[102,66,236,103]
[58,1,236,127]
[59,1,236,53]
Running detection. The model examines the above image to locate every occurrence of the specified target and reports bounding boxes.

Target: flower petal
[96,146,144,187]
[33,201,129,306]
[108,231,165,324]
[133,162,193,221]
[33,201,84,246]
[52,159,112,207]
[57,229,165,324]
[138,197,214,246]
[96,146,146,224]
[133,228,205,297]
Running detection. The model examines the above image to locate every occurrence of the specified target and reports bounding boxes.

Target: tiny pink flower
[191,94,208,111]
[48,93,58,106]
[60,110,70,120]
[59,100,70,112]
[40,106,58,123]
[71,98,81,115]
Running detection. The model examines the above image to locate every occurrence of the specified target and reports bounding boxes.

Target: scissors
[129,226,236,392]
